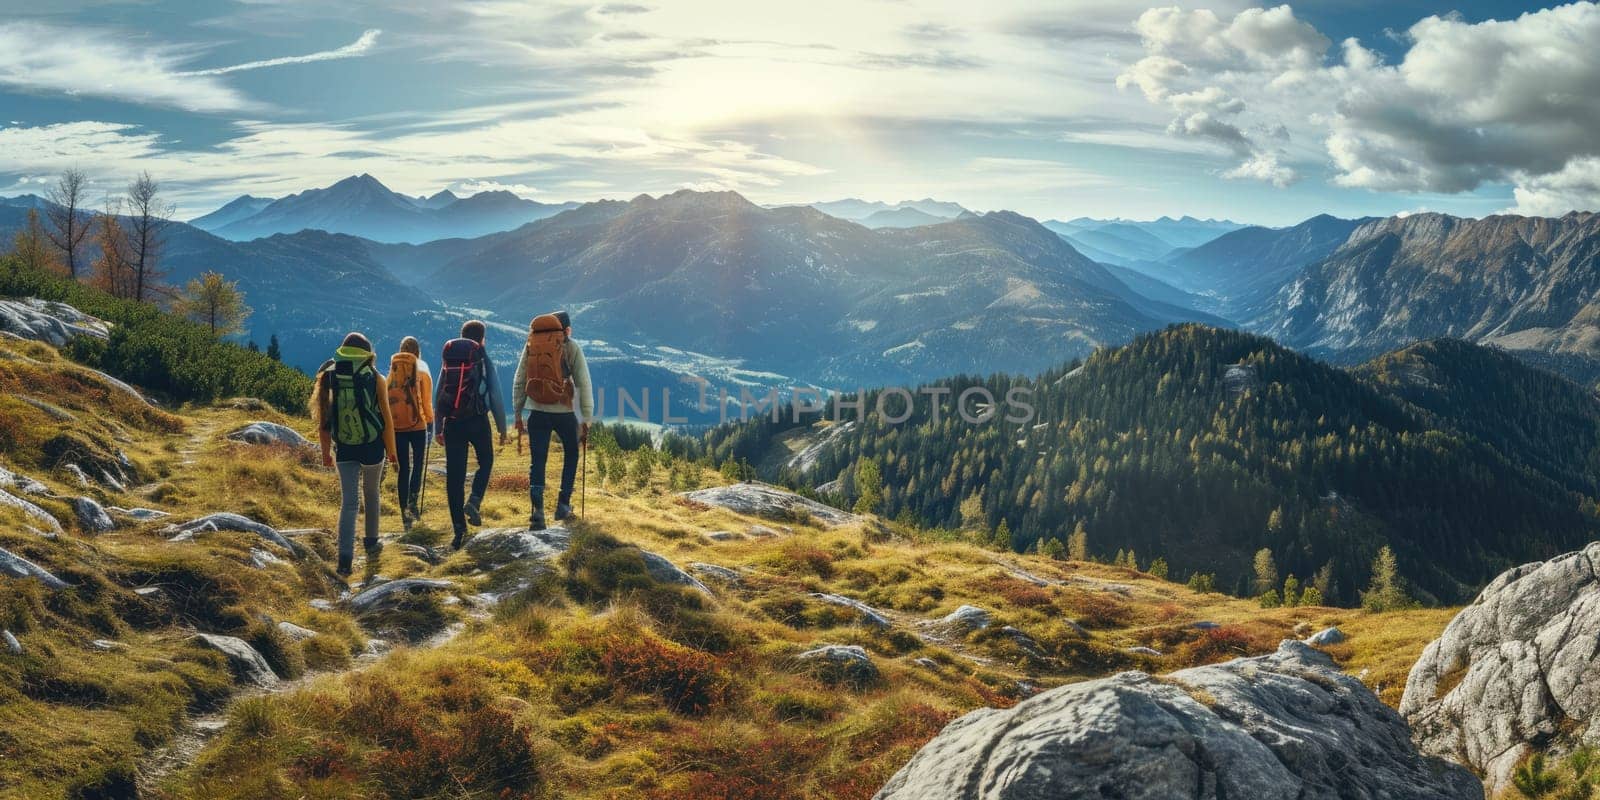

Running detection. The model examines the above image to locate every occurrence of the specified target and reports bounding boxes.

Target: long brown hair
[309,333,374,431]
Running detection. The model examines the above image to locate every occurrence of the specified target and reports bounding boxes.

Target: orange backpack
[524,314,572,407]
[387,354,424,430]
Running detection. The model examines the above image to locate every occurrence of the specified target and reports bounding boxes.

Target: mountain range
[190,174,578,244]
[1042,215,1248,267]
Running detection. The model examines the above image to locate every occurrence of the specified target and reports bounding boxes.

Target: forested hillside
[698,326,1600,605]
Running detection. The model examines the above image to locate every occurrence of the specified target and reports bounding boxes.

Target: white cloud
[0,23,250,112]
[1119,2,1600,211]
[180,29,382,76]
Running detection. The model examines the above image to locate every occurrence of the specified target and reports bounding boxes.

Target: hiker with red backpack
[512,310,594,531]
[434,320,507,549]
[310,332,398,577]
[386,336,435,533]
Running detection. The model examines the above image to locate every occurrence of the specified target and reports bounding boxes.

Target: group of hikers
[308,312,594,576]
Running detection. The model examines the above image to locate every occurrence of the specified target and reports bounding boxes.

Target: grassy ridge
[0,257,312,412]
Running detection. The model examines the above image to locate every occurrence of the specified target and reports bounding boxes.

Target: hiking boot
[408,501,421,519]
[450,529,466,550]
[336,557,353,577]
[464,501,482,527]
[363,538,383,557]
[402,511,414,534]
[529,509,546,531]
[554,502,573,521]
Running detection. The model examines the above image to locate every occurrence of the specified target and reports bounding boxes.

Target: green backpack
[326,350,383,447]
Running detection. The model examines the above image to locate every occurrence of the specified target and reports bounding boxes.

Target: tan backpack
[387,354,424,430]
[523,314,573,407]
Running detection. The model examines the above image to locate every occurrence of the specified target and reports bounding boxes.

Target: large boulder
[465,527,571,568]
[190,634,279,688]
[0,299,110,346]
[811,593,892,628]
[1401,542,1600,793]
[72,497,115,533]
[876,640,1480,800]
[226,422,312,449]
[348,578,455,613]
[680,482,863,528]
[639,550,711,595]
[795,644,879,688]
[0,465,48,495]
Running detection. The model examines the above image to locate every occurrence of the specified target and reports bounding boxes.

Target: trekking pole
[581,433,587,518]
[419,430,430,515]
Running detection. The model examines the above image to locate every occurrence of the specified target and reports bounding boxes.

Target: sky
[0,0,1594,226]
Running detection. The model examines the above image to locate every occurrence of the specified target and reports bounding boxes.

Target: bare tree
[43,169,91,279]
[91,198,137,299]
[124,171,174,302]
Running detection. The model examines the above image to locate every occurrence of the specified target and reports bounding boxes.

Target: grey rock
[703,530,743,541]
[0,487,62,533]
[1125,646,1163,657]
[999,625,1045,658]
[796,644,879,687]
[1192,621,1221,630]
[191,633,279,687]
[0,546,70,589]
[73,496,115,533]
[90,639,126,652]
[3,630,20,655]
[465,526,570,567]
[689,562,741,583]
[277,621,318,642]
[248,547,282,569]
[0,298,110,346]
[1306,626,1345,646]
[811,593,892,628]
[912,657,940,670]
[936,604,991,633]
[108,506,170,522]
[877,641,1481,800]
[166,513,299,554]
[680,482,863,528]
[308,598,336,611]
[747,524,783,538]
[398,543,443,564]
[17,395,75,421]
[1401,542,1600,793]
[62,463,93,488]
[0,465,48,495]
[640,550,711,595]
[348,578,454,613]
[226,421,312,449]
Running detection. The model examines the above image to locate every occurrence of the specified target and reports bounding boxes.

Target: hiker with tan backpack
[513,310,594,531]
[386,336,435,533]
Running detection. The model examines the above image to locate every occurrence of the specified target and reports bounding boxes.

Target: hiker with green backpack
[387,336,435,533]
[512,310,594,531]
[310,332,398,576]
[434,320,507,549]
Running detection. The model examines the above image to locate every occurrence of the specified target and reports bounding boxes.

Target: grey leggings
[336,460,385,562]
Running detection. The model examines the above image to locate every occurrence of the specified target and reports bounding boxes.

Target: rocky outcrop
[0,546,71,589]
[811,593,892,628]
[276,621,318,642]
[640,550,711,595]
[73,497,115,533]
[3,630,21,655]
[933,605,991,633]
[0,299,110,346]
[1306,626,1344,646]
[1401,542,1600,793]
[225,422,312,449]
[466,527,570,568]
[796,644,879,688]
[190,634,279,688]
[166,513,299,554]
[0,487,62,533]
[689,563,741,583]
[680,482,862,528]
[877,640,1480,800]
[348,578,454,613]
[0,465,48,496]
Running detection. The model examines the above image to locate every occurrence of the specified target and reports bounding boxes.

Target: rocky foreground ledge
[875,640,1480,800]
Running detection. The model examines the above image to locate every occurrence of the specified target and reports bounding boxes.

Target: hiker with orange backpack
[512,310,594,531]
[434,320,507,549]
[310,332,398,577]
[387,336,435,533]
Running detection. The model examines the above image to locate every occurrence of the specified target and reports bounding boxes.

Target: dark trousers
[443,414,494,533]
[527,410,580,505]
[395,429,428,512]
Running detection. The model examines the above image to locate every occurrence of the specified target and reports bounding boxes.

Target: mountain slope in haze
[808,197,970,222]
[702,325,1600,605]
[1258,213,1600,368]
[860,207,947,229]
[208,174,577,244]
[1157,214,1371,309]
[418,190,1222,387]
[188,195,273,231]
[1045,216,1245,252]
[1047,222,1178,266]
